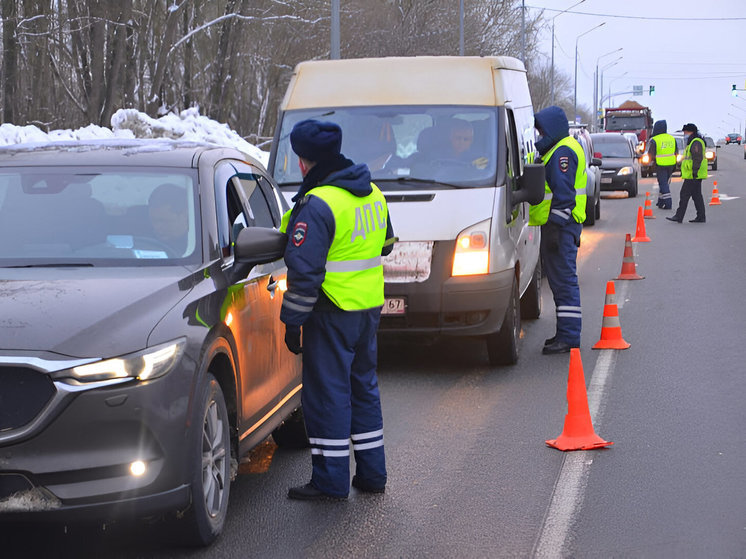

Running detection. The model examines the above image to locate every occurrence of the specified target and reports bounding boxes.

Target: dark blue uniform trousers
[541,222,582,347]
[656,165,674,209]
[301,307,387,497]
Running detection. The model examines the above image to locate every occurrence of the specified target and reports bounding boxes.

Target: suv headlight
[452,219,490,277]
[616,166,634,176]
[64,339,186,383]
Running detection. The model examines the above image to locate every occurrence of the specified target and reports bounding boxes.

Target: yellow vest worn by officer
[529,136,587,226]
[681,137,707,179]
[651,133,677,167]
[280,183,388,310]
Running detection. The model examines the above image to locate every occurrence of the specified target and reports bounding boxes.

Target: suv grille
[0,367,56,431]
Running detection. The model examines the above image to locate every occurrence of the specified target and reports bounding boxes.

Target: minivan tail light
[452,219,490,277]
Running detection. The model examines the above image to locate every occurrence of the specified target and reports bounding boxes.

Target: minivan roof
[281,56,527,110]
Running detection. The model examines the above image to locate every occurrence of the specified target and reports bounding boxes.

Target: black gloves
[544,221,560,253]
[284,324,303,354]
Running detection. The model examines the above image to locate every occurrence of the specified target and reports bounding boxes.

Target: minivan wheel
[486,279,520,366]
[520,261,542,320]
[272,407,309,449]
[178,373,231,547]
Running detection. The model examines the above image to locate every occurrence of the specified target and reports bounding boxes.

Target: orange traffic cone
[615,233,644,280]
[631,206,651,242]
[709,180,721,206]
[643,193,655,219]
[546,348,613,451]
[592,281,631,350]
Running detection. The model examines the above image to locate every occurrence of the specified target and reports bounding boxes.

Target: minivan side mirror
[514,164,546,206]
[234,227,287,268]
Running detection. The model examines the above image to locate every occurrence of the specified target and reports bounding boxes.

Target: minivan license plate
[382,297,406,315]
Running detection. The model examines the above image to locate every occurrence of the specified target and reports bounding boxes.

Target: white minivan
[268,56,545,365]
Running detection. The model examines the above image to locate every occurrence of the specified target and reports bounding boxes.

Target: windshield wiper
[386,176,471,189]
[4,263,96,268]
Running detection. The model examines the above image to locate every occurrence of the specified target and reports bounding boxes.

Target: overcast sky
[527,0,746,139]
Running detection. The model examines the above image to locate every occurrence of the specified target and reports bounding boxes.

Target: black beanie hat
[682,123,698,133]
[290,119,343,162]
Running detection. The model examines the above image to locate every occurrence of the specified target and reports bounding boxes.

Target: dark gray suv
[0,140,305,546]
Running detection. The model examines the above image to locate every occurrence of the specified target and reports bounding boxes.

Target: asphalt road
[3,145,745,558]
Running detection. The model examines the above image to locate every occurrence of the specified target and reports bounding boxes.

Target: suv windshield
[273,106,499,190]
[0,167,201,266]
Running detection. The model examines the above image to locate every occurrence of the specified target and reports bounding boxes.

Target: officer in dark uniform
[529,106,587,354]
[280,119,396,500]
[647,120,677,209]
[667,123,707,223]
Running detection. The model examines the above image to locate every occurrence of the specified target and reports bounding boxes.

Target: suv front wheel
[178,372,231,547]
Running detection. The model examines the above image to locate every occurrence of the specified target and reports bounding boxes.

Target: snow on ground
[0,107,269,166]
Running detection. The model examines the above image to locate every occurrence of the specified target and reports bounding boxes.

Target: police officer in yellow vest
[529,106,586,354]
[647,120,678,209]
[280,119,395,500]
[667,122,707,223]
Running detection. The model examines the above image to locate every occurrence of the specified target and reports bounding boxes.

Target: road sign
[633,85,643,96]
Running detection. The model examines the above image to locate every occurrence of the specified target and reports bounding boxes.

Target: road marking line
[532,282,627,558]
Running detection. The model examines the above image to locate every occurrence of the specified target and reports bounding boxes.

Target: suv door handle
[267,276,279,294]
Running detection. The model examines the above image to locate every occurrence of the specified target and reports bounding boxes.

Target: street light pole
[331,0,340,59]
[604,71,628,109]
[574,22,605,123]
[550,0,586,105]
[727,113,742,136]
[459,0,464,56]
[594,48,622,131]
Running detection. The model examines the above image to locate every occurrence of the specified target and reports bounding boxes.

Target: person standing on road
[280,119,396,501]
[667,123,707,223]
[529,106,586,355]
[647,120,677,209]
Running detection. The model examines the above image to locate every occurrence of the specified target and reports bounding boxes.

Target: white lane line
[532,281,628,558]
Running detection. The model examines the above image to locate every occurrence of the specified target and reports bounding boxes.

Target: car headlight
[676,154,683,163]
[641,153,650,164]
[705,150,714,160]
[65,339,186,383]
[452,219,490,277]
[617,166,634,176]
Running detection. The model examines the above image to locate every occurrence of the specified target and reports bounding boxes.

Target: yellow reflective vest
[681,137,707,179]
[529,136,587,226]
[651,133,676,166]
[281,183,388,310]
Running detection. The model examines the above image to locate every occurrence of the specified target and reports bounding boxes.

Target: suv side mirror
[234,227,287,268]
[514,164,546,206]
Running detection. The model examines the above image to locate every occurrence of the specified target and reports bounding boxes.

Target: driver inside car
[148,182,190,256]
[447,119,488,170]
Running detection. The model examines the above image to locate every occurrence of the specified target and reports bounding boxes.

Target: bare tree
[0,0,549,142]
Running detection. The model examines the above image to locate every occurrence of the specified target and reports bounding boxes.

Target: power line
[527,5,746,21]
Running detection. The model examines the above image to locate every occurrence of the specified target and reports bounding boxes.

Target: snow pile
[0,107,269,166]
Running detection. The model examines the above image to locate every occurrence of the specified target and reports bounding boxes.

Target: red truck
[603,100,653,149]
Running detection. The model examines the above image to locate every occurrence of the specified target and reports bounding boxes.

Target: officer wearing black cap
[280,119,396,500]
[667,123,707,223]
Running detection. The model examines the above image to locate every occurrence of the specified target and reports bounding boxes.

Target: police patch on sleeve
[292,222,308,246]
[559,156,569,173]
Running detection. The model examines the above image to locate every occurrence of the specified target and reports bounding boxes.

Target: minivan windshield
[0,167,201,266]
[273,106,499,190]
